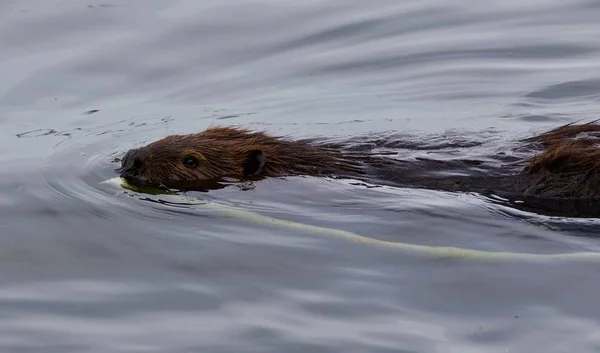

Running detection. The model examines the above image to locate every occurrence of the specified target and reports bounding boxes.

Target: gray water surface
[2,1,600,352]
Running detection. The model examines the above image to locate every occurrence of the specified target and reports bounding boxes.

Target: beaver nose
[117,148,145,178]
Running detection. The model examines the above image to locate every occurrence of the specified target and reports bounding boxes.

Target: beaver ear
[242,149,266,176]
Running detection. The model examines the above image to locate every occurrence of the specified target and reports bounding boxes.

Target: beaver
[118,121,600,218]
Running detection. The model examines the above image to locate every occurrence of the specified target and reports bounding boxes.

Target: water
[2,0,600,352]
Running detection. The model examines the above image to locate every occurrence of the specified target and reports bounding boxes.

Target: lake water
[2,1,600,352]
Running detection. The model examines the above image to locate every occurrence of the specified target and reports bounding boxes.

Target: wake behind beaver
[118,121,600,218]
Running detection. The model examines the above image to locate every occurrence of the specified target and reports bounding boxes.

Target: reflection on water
[2,0,600,352]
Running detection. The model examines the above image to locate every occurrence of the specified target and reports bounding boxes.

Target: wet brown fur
[119,121,600,215]
[119,126,365,188]
[520,121,600,198]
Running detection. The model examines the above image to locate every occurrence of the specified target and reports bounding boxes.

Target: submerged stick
[101,177,600,263]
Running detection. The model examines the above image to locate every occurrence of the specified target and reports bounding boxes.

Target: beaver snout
[117,148,147,181]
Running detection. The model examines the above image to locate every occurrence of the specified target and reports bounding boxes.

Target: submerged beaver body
[118,121,600,217]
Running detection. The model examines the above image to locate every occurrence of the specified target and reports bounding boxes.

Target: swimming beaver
[118,121,600,217]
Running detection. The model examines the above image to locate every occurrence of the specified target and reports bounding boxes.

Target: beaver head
[118,126,363,190]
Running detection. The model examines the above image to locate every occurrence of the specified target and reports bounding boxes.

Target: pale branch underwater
[117,121,600,218]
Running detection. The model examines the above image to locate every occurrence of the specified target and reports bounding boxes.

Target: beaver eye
[183,156,199,168]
